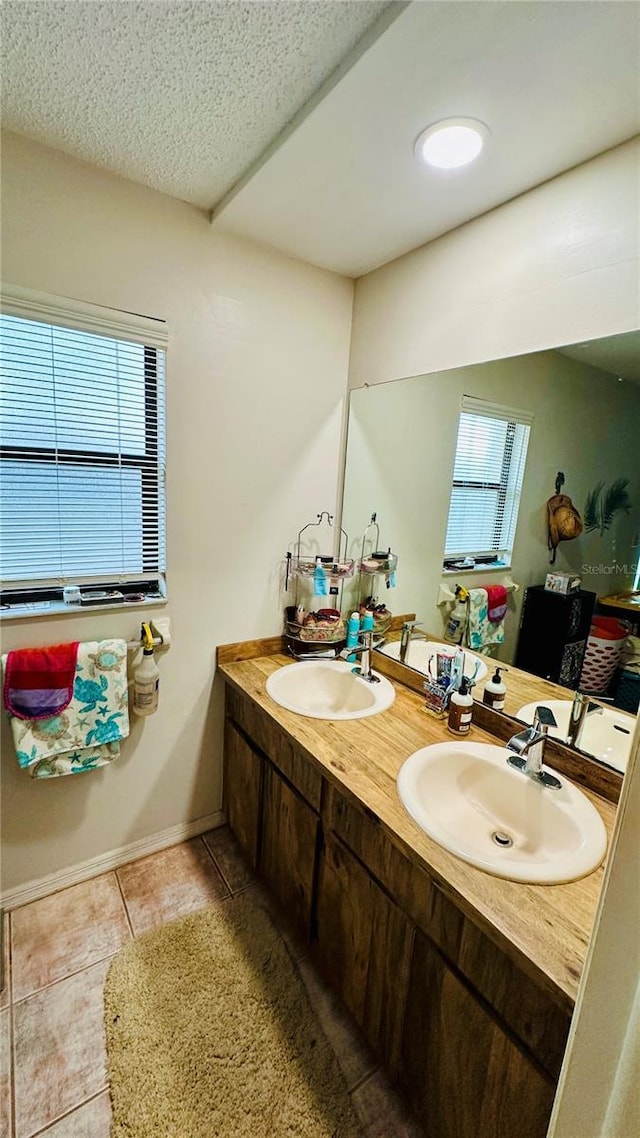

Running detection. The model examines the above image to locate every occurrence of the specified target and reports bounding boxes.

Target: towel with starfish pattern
[3,640,129,778]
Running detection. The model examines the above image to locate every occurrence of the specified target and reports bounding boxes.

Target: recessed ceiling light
[414,118,489,170]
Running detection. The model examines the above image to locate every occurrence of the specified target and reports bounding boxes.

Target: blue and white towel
[465,589,506,655]
[3,640,129,778]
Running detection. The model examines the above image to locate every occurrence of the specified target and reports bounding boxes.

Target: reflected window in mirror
[443,396,532,572]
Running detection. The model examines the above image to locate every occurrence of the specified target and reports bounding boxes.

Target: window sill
[441,564,512,576]
[0,594,168,622]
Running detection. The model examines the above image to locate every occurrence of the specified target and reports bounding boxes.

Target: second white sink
[397,741,607,883]
[266,660,395,720]
[377,639,488,680]
[517,699,634,773]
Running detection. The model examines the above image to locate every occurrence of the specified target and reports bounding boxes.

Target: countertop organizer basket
[346,513,397,637]
[283,512,350,659]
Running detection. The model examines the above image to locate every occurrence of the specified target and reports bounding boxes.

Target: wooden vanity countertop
[218,649,618,1015]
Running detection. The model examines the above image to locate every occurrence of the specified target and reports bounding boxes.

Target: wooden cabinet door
[260,761,319,940]
[401,928,556,1138]
[315,833,413,1072]
[223,719,263,870]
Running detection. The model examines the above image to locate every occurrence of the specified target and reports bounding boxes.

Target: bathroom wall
[0,130,354,898]
[342,348,640,661]
[348,138,640,388]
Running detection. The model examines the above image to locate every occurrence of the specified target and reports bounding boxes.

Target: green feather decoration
[584,478,632,536]
[584,482,604,533]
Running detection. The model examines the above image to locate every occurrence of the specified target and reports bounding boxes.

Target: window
[0,286,167,611]
[443,396,532,569]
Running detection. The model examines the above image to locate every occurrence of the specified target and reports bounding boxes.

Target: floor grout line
[348,1063,382,1095]
[113,869,136,941]
[200,832,240,897]
[11,952,120,1010]
[25,1085,109,1138]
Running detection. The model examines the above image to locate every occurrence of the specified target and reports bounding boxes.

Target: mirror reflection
[341,332,640,774]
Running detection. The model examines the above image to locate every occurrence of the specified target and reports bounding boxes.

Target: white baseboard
[1,810,226,911]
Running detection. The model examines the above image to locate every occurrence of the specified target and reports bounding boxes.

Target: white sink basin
[266,660,395,720]
[377,639,488,681]
[397,741,606,884]
[517,700,634,774]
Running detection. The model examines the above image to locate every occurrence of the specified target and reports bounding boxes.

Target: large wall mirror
[341,331,640,776]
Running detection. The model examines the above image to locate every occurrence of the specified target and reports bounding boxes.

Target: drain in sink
[491,830,514,848]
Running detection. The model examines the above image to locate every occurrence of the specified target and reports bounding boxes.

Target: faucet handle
[533,705,558,731]
[402,619,422,630]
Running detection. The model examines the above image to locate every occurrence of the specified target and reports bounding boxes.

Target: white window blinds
[0,286,167,594]
[444,396,532,561]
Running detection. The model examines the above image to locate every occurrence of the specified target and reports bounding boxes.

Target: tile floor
[1,826,423,1138]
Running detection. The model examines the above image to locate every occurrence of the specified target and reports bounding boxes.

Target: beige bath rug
[104,894,364,1137]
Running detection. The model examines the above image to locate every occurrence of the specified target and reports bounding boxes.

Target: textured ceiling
[0,0,393,209]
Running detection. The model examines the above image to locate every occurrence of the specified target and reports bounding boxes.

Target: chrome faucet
[399,620,427,664]
[506,706,562,788]
[566,691,613,749]
[340,629,379,683]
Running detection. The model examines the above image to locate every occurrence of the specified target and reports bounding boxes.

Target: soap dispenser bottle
[447,678,473,735]
[483,667,508,711]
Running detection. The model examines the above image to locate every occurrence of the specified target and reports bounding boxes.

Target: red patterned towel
[485,585,508,623]
[3,642,79,720]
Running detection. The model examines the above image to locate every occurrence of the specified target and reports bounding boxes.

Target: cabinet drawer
[226,687,322,811]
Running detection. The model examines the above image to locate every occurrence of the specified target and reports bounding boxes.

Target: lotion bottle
[447,678,473,735]
[483,666,508,711]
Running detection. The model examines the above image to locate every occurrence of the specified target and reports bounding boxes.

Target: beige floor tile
[117,837,229,935]
[36,1091,112,1138]
[202,824,254,893]
[351,1069,425,1138]
[0,1008,11,1138]
[13,957,110,1138]
[0,912,9,1009]
[11,873,130,1001]
[296,957,378,1092]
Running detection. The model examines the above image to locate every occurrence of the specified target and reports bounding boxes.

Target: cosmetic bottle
[483,667,508,711]
[311,557,328,610]
[346,611,360,662]
[447,678,473,735]
[361,609,375,633]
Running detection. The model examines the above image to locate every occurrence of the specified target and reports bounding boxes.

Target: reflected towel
[3,640,129,778]
[465,588,506,653]
[485,585,508,623]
